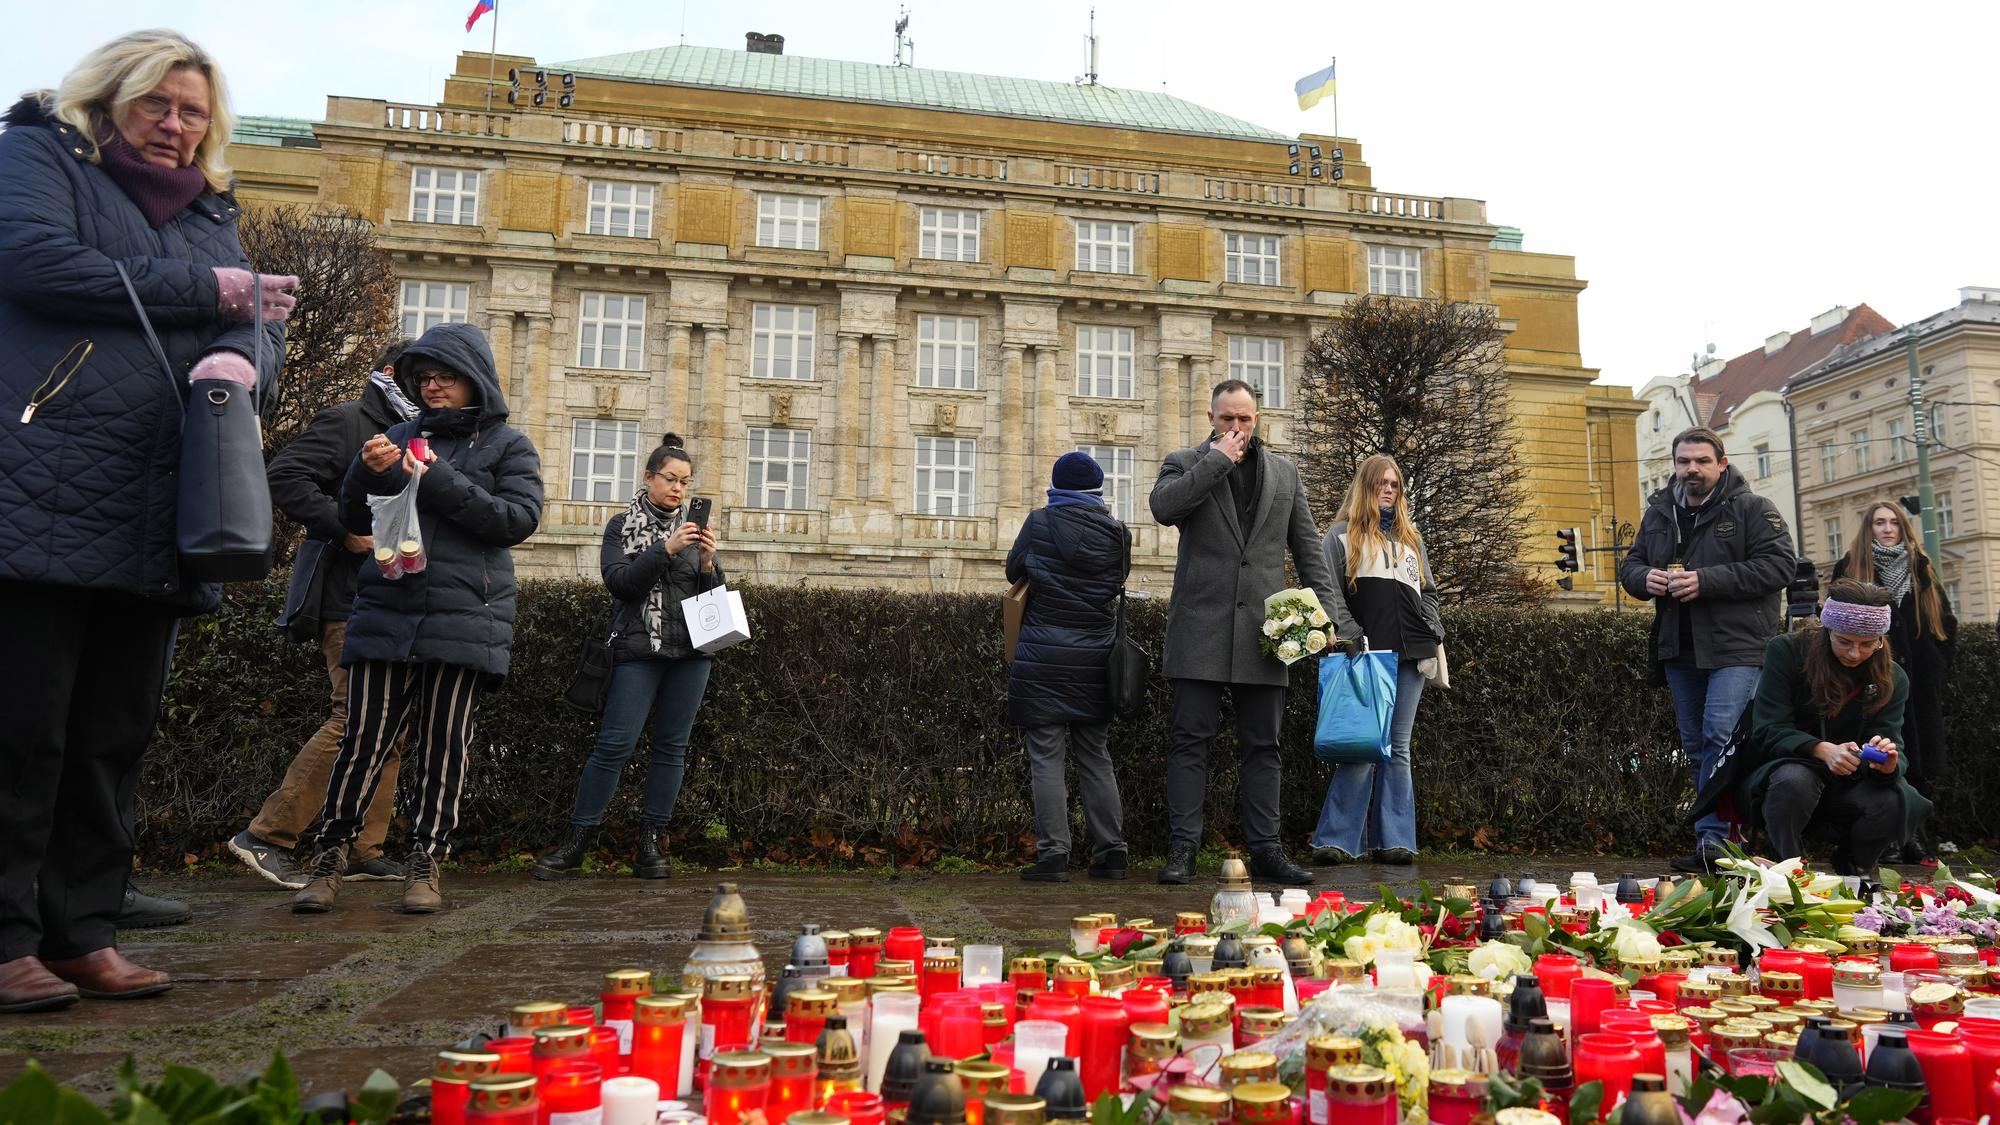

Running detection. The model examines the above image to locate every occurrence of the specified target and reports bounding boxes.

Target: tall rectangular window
[1366,246,1421,296]
[569,419,640,502]
[919,207,980,262]
[576,293,647,370]
[751,304,817,380]
[1228,335,1286,409]
[1224,233,1281,285]
[1930,403,1949,446]
[1938,489,1955,538]
[399,281,468,338]
[915,437,977,516]
[757,193,821,249]
[745,427,812,509]
[1077,444,1137,522]
[1825,516,1842,563]
[1887,418,1907,463]
[587,181,654,237]
[409,167,479,225]
[1075,326,1136,398]
[1074,221,1134,273]
[917,315,979,389]
[1819,440,1837,483]
[1755,444,1772,479]
[1851,428,1872,474]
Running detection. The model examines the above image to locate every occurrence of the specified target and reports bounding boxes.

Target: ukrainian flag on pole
[1294,62,1336,111]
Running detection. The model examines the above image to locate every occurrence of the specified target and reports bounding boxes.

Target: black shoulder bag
[117,262,274,582]
[564,603,625,713]
[1106,527,1151,721]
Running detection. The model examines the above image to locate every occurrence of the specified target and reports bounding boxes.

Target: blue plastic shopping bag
[1313,650,1399,763]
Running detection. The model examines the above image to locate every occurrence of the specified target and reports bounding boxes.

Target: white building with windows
[235,35,1632,592]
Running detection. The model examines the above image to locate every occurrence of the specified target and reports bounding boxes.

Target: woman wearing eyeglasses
[290,321,544,917]
[0,31,296,1011]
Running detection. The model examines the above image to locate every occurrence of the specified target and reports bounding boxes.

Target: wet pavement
[0,856,1677,1099]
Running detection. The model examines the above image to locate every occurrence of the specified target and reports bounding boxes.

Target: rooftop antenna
[893,7,913,68]
[679,0,688,45]
[1076,8,1100,86]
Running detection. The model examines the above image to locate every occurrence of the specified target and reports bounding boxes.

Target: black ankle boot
[532,825,593,881]
[634,824,670,879]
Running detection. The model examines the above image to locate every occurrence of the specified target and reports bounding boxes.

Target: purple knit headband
[1821,599,1892,637]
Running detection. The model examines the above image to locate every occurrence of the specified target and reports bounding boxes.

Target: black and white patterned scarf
[619,490,683,652]
[1871,540,1912,603]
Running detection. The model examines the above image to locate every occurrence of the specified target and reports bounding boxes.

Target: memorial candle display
[1325,1065,1395,1125]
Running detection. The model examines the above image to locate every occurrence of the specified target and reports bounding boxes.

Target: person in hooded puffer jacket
[1006,452,1132,883]
[291,321,543,917]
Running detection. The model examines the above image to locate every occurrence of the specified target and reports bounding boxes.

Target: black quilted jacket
[1003,502,1130,727]
[0,97,284,613]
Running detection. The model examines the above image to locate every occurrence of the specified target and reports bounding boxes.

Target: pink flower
[1687,1089,1750,1125]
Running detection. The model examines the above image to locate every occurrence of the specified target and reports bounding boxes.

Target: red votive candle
[1568,979,1617,1039]
[600,968,652,1063]
[828,1091,886,1125]
[826,931,852,977]
[1892,945,1942,975]
[934,998,985,1060]
[1907,1028,1976,1121]
[1009,957,1048,995]
[1798,953,1834,1001]
[1026,990,1083,1055]
[1079,995,1131,1102]
[532,1025,593,1086]
[848,928,884,980]
[432,1049,503,1125]
[464,1075,538,1125]
[1599,1013,1666,1077]
[486,1037,535,1076]
[762,1042,817,1123]
[788,989,837,1046]
[708,1051,773,1125]
[544,1061,603,1122]
[1535,954,1583,1002]
[631,995,686,1091]
[586,1026,620,1080]
[1122,988,1170,1028]
[566,1004,596,1028]
[923,952,963,1000]
[1572,1032,1640,1108]
[699,975,758,1088]
[1957,1024,2000,1123]
[885,927,927,968]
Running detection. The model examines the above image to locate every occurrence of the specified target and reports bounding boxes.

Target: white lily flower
[1724,888,1781,951]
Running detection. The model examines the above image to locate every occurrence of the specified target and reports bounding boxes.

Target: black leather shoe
[114,882,191,929]
[1670,839,1727,874]
[1087,848,1129,881]
[634,824,670,880]
[532,825,593,881]
[1248,848,1314,886]
[1310,846,1356,866]
[1157,843,1197,885]
[1020,855,1071,883]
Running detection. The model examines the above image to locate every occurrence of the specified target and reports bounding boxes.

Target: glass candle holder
[964,946,1005,986]
[1325,1064,1394,1125]
[1012,1019,1069,1094]
[601,968,653,1059]
[829,1091,888,1125]
[957,1060,1011,1125]
[710,1051,774,1125]
[464,1074,538,1125]
[431,1049,502,1125]
[543,1060,604,1121]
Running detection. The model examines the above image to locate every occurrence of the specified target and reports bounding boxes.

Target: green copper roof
[232,115,319,147]
[553,44,1289,143]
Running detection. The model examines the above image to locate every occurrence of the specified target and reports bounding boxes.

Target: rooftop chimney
[746,32,785,55]
[1960,285,2000,305]
[1763,331,1792,356]
[1808,306,1850,335]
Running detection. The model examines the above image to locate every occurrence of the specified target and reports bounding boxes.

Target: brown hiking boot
[399,850,441,914]
[291,845,348,914]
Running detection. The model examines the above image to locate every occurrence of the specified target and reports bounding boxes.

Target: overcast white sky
[8,1,1995,388]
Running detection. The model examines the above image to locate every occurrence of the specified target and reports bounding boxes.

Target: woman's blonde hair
[1842,500,1949,641]
[1339,453,1427,590]
[41,29,235,192]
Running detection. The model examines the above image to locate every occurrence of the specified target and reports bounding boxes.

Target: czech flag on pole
[1294,62,1336,111]
[465,0,495,32]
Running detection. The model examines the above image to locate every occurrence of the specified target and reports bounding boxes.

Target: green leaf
[1878,867,1902,892]
[1775,1061,1835,1110]
[0,1062,61,1125]
[1842,1087,1924,1125]
[108,1091,166,1125]
[1524,911,1551,944]
[350,1069,401,1125]
[1769,921,1794,948]
[1568,1080,1604,1125]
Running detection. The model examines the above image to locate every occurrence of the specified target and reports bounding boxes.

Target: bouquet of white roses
[1259,587,1333,665]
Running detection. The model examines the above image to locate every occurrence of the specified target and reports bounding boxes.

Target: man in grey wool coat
[1149,379,1358,886]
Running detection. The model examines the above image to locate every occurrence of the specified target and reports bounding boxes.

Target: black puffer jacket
[1004,502,1130,727]
[1618,466,1795,669]
[338,323,543,678]
[0,97,283,613]
[601,506,726,663]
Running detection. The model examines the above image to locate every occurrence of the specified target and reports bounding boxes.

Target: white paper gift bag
[681,586,751,653]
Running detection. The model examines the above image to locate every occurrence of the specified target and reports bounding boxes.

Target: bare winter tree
[236,206,400,458]
[1295,295,1545,606]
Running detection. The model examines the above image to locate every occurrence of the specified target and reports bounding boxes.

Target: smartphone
[686,496,713,530]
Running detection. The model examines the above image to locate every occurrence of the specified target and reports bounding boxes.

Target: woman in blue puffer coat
[1006,451,1132,883]
[0,30,291,1012]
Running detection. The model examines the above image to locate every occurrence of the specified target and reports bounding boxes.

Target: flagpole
[1330,55,1339,141]
[484,2,499,111]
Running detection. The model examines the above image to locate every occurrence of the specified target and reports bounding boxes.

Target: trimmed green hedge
[140,578,1999,866]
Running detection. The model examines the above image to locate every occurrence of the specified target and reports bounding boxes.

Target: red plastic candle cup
[1568,979,1618,1038]
[1759,950,1805,977]
[885,927,927,967]
[1535,954,1583,1002]
[544,1061,604,1120]
[1079,996,1131,1102]
[828,1091,887,1125]
[708,1052,773,1125]
[1296,979,1334,1005]
[1026,990,1083,1055]
[849,931,884,980]
[585,1026,620,1078]
[1908,1029,1978,1122]
[1797,953,1834,1001]
[1599,1014,1665,1077]
[1648,975,1685,1006]
[600,970,652,1061]
[432,1050,503,1125]
[486,1038,535,1077]
[700,976,759,1087]
[1957,1024,2000,1122]
[762,1043,817,1123]
[464,1076,539,1125]
[1635,999,1677,1017]
[566,1004,597,1027]
[1122,988,1171,1028]
[1892,944,1943,975]
[935,998,985,1060]
[923,954,964,1001]
[630,996,686,1090]
[1572,1033,1640,1107]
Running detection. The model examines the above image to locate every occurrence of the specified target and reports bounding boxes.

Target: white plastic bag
[366,471,425,579]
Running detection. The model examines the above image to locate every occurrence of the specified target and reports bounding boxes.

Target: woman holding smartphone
[535,434,722,880]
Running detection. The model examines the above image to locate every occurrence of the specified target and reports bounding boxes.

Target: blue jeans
[1662,660,1762,846]
[568,657,713,828]
[1311,658,1427,855]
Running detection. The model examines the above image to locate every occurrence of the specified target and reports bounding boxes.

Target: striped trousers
[314,661,483,858]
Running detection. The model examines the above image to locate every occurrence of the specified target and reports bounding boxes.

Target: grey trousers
[1166,679,1286,851]
[1023,723,1124,861]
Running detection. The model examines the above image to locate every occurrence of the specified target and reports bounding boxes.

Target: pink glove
[212,267,299,323]
[189,350,257,388]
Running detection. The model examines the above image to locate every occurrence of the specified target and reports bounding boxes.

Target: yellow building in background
[229,36,1640,601]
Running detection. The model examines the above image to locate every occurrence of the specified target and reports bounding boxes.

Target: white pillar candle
[675,1006,697,1098]
[865,991,921,1093]
[602,1077,659,1125]
[1441,995,1476,1050]
[1375,950,1417,990]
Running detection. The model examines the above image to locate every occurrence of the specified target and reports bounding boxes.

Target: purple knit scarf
[97,133,207,227]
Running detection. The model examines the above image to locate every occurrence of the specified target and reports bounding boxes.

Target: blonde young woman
[1309,455,1445,866]
[1832,502,1956,864]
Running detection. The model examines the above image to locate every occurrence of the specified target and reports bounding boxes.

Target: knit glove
[212,267,300,323]
[188,350,257,388]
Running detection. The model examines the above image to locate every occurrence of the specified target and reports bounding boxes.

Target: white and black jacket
[1321,521,1444,660]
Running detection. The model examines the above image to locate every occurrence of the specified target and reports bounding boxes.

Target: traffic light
[1555,528,1581,573]
[1900,494,1922,516]
[1787,558,1820,620]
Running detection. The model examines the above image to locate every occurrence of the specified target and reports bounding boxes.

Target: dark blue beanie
[1051,451,1103,491]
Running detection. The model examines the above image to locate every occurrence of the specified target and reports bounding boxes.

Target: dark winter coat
[1321,520,1444,660]
[338,323,543,679]
[0,97,284,614]
[1618,466,1795,669]
[274,375,416,638]
[1004,501,1131,727]
[601,508,726,663]
[1832,550,1956,788]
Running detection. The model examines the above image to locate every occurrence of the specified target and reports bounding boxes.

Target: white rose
[1610,922,1663,963]
[1277,640,1302,661]
[1467,941,1533,981]
[1305,630,1328,654]
[1343,934,1384,965]
[1262,618,1284,638]
[1283,613,1303,629]
[1309,609,1330,628]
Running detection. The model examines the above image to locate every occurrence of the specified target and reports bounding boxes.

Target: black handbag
[117,262,274,582]
[1107,528,1151,721]
[564,606,623,713]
